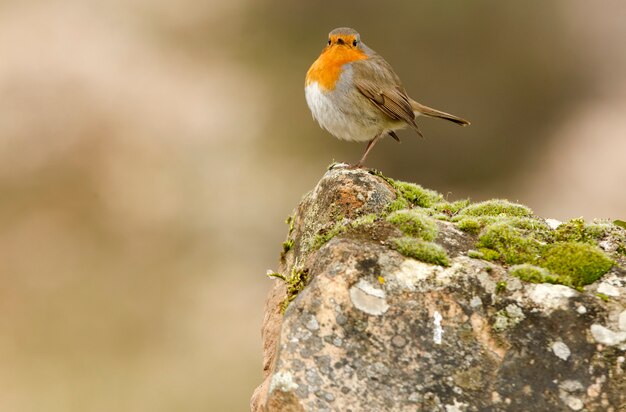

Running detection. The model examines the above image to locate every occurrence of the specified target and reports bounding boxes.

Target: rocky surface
[251,166,626,412]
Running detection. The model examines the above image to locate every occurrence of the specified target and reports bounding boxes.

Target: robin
[305,27,470,167]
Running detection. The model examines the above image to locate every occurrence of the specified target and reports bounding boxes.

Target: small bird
[305,27,470,167]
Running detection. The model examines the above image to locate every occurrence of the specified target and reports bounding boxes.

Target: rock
[251,166,626,412]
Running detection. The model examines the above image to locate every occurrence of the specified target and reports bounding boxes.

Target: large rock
[251,166,626,412]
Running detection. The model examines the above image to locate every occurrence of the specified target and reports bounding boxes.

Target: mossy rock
[387,179,443,208]
[385,197,410,214]
[538,242,614,287]
[392,236,450,266]
[286,168,623,300]
[457,217,482,234]
[432,199,470,217]
[455,215,551,240]
[386,209,438,241]
[282,266,310,312]
[509,264,558,284]
[554,218,603,243]
[458,199,533,218]
[468,248,501,261]
[310,220,347,250]
[552,218,626,256]
[309,214,379,251]
[476,222,542,264]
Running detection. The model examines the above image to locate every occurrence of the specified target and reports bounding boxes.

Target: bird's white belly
[305,82,383,142]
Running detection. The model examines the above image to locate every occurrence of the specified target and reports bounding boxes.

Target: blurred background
[1,0,625,410]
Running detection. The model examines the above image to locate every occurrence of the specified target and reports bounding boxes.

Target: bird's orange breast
[306,46,368,91]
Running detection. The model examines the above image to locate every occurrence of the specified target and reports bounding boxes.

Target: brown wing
[353,76,423,138]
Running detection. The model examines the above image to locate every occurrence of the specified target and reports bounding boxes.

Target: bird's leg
[353,133,382,168]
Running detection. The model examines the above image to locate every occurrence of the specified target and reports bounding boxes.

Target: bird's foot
[328,162,351,170]
[348,162,375,170]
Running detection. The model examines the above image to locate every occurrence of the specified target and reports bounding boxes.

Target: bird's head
[326,27,362,50]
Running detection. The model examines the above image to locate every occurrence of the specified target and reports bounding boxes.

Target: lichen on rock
[252,166,626,412]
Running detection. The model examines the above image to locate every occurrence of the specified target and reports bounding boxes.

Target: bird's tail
[410,100,470,126]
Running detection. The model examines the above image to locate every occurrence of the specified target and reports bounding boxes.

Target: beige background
[1,1,625,410]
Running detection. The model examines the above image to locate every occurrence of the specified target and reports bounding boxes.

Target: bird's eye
[327,39,331,45]
[352,39,358,47]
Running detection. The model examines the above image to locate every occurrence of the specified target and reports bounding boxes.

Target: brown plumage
[305,27,470,166]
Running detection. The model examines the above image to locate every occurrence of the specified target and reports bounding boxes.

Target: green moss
[458,199,533,218]
[585,223,610,239]
[509,264,558,284]
[614,220,626,230]
[468,248,501,261]
[506,217,554,244]
[267,266,311,312]
[553,219,625,255]
[266,271,286,281]
[457,215,551,241]
[392,236,450,266]
[385,197,410,214]
[373,172,443,208]
[373,171,468,218]
[467,249,481,259]
[285,214,295,235]
[555,218,600,243]
[458,217,482,234]
[281,214,297,259]
[310,214,377,251]
[477,222,542,264]
[496,281,507,293]
[507,217,551,234]
[433,199,470,217]
[595,293,610,302]
[386,210,438,241]
[281,265,310,312]
[393,180,443,208]
[282,238,294,253]
[592,220,626,255]
[482,249,501,261]
[366,170,619,289]
[351,213,377,228]
[555,218,583,242]
[538,242,614,287]
[310,220,347,250]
